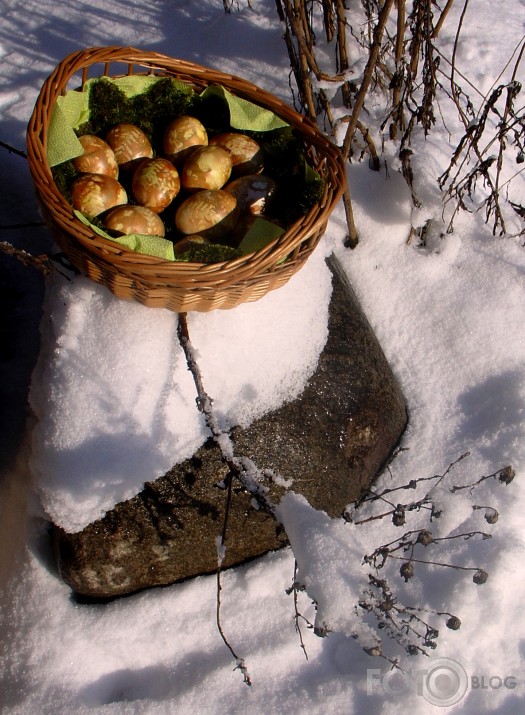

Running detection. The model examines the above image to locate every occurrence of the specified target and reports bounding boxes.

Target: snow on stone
[28,238,333,532]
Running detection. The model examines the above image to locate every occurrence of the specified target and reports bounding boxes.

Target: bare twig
[450,465,515,493]
[0,140,27,158]
[0,241,51,275]
[177,312,276,516]
[215,471,252,686]
[290,560,310,660]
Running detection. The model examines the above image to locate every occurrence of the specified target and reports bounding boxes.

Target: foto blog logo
[367,657,518,707]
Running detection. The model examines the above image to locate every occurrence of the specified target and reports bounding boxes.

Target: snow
[28,240,332,532]
[1,1,524,713]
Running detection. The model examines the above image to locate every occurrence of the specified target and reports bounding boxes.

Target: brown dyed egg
[104,205,166,237]
[71,173,127,218]
[224,174,277,215]
[105,124,153,170]
[163,116,208,165]
[175,189,239,241]
[132,158,181,213]
[209,133,264,176]
[181,145,232,191]
[173,235,211,256]
[73,135,119,179]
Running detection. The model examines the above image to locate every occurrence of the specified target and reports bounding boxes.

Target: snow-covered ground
[0,1,524,713]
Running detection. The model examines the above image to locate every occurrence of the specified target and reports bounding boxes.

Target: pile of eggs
[69,116,279,256]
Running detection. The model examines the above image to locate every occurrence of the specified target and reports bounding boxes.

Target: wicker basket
[27,46,346,312]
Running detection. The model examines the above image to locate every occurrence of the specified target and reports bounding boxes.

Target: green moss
[51,160,78,203]
[78,77,194,142]
[130,78,195,146]
[80,79,134,136]
[255,128,325,225]
[174,243,242,264]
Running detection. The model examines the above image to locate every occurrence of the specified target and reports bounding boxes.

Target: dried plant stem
[432,0,454,39]
[292,560,309,660]
[342,188,358,248]
[341,0,396,161]
[274,0,361,245]
[335,0,351,107]
[215,472,252,686]
[389,554,486,574]
[177,311,260,685]
[390,0,406,139]
[450,0,471,126]
[176,312,275,516]
[448,0,507,234]
[0,240,51,274]
[494,40,525,202]
[0,140,27,158]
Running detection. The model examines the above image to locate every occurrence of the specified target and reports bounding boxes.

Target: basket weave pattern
[27,47,346,312]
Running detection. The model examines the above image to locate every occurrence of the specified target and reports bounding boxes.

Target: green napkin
[238,217,285,255]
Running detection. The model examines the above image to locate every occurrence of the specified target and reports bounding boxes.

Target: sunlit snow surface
[1,1,524,713]
[28,239,332,532]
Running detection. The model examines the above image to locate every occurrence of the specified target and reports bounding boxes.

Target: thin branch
[0,222,46,229]
[176,312,276,516]
[389,553,487,574]
[0,140,27,158]
[0,241,51,274]
[215,471,252,686]
[292,560,309,660]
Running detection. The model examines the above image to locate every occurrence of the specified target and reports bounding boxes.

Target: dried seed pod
[423,640,438,650]
[426,627,439,640]
[400,561,414,582]
[392,506,406,527]
[446,616,461,630]
[416,529,434,546]
[498,466,515,484]
[431,504,443,519]
[473,569,489,585]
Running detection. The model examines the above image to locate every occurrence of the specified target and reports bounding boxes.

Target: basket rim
[26,45,346,275]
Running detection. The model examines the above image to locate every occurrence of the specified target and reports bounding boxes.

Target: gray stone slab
[53,254,407,599]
